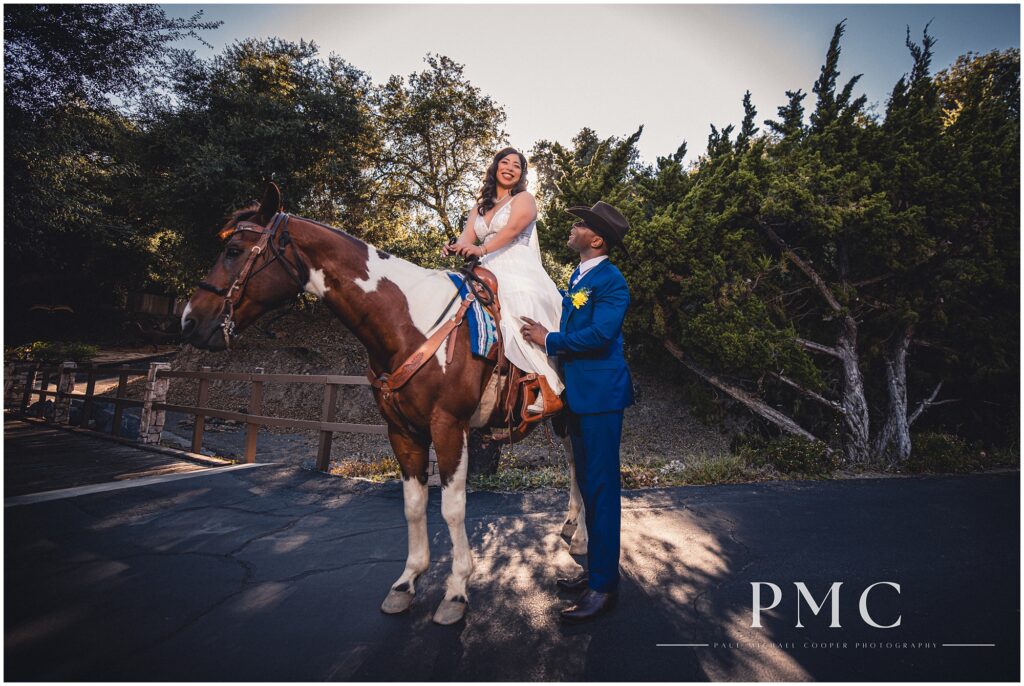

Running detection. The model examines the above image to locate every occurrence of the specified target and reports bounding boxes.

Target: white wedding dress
[474,197,565,396]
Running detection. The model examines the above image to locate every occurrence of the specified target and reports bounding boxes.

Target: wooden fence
[4,361,387,471]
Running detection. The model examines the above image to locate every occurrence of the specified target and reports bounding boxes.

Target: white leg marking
[393,476,430,591]
[304,267,331,299]
[441,432,474,601]
[180,302,193,331]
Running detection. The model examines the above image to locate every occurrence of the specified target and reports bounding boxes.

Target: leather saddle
[368,264,564,444]
[468,266,564,443]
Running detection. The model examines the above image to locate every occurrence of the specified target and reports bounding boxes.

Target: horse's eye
[226,247,243,258]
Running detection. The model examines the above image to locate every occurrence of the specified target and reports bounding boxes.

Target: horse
[180,183,587,625]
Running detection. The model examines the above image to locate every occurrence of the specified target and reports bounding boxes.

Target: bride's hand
[442,241,469,256]
[457,244,485,259]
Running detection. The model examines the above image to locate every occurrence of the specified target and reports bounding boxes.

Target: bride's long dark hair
[476,147,529,215]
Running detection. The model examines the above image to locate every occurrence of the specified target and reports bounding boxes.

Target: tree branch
[796,337,842,358]
[663,340,824,444]
[908,381,959,425]
[851,273,894,288]
[771,372,846,414]
[757,220,843,312]
[911,338,958,356]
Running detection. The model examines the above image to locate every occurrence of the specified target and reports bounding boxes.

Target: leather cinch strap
[368,296,475,399]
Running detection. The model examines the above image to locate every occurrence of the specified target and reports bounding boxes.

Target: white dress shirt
[543,255,610,351]
[571,255,609,288]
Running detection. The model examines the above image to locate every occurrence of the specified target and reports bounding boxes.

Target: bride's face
[496,154,523,190]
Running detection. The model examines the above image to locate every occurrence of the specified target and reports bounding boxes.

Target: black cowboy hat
[567,201,630,255]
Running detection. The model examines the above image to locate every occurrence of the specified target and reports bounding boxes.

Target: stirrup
[519,374,563,424]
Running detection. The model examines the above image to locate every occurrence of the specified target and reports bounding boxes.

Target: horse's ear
[258,182,283,223]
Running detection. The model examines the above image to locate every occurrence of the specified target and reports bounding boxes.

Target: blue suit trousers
[568,409,622,593]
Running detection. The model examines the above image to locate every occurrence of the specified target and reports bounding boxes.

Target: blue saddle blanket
[446,273,498,359]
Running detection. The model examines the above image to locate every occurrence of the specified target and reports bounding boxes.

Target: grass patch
[330,458,401,482]
[469,465,569,491]
[675,454,759,485]
[328,444,1002,491]
[620,453,770,488]
[471,452,775,491]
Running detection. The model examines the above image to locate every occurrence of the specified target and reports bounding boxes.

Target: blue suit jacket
[545,259,634,414]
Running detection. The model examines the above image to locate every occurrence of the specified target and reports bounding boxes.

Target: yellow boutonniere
[570,287,592,309]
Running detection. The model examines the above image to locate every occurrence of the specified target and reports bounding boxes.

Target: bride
[442,147,564,413]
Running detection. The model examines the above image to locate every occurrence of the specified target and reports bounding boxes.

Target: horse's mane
[215,205,406,267]
[217,203,261,239]
[228,203,261,222]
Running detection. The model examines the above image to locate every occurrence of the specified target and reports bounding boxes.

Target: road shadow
[5,465,1019,680]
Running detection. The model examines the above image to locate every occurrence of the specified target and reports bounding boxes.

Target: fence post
[138,362,171,445]
[80,365,97,427]
[315,382,340,472]
[4,364,16,409]
[20,364,38,416]
[191,365,211,453]
[244,367,265,463]
[36,368,52,418]
[53,361,77,424]
[111,370,129,436]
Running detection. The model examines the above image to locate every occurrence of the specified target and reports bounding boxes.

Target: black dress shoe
[556,571,589,592]
[560,588,617,623]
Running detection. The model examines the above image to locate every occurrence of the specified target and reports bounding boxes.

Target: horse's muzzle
[180,315,229,351]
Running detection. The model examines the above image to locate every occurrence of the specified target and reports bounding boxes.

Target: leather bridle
[197,212,307,349]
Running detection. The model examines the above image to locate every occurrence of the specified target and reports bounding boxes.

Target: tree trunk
[873,323,914,464]
[757,220,870,463]
[836,316,871,464]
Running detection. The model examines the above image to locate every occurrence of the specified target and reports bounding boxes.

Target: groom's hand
[519,317,549,346]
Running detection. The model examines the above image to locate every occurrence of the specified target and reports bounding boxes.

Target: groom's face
[567,221,603,255]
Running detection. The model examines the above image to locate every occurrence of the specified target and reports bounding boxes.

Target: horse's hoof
[432,596,468,625]
[560,519,577,538]
[381,589,415,614]
[569,536,588,556]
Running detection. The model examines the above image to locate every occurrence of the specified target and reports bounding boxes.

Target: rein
[429,257,497,330]
[197,212,307,349]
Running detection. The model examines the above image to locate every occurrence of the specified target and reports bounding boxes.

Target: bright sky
[164,3,1020,165]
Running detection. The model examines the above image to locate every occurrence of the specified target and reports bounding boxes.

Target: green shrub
[906,432,980,473]
[984,445,1020,468]
[5,341,99,363]
[745,435,838,476]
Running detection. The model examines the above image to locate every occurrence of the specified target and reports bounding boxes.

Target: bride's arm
[444,206,481,255]
[459,193,537,258]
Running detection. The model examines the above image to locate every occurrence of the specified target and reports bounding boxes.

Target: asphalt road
[4,462,1019,681]
[3,420,212,497]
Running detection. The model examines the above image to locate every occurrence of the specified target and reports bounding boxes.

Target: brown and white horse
[181,184,587,624]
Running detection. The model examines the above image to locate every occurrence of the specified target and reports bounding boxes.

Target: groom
[520,200,634,623]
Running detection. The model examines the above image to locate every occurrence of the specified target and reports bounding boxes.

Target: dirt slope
[167,307,731,468]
